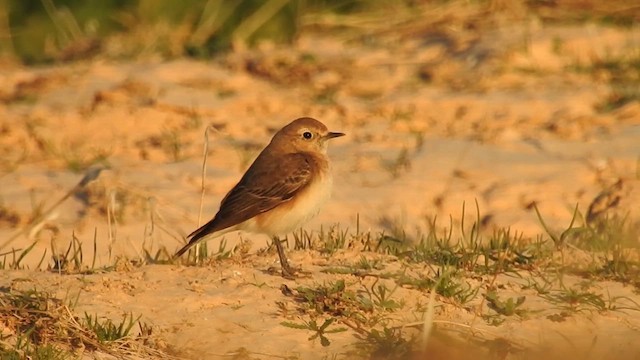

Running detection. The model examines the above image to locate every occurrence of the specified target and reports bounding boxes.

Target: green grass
[281,318,348,347]
[2,0,396,64]
[4,0,636,64]
[2,193,639,359]
[83,312,141,343]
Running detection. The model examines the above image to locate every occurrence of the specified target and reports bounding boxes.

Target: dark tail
[173,238,197,258]
[173,221,216,259]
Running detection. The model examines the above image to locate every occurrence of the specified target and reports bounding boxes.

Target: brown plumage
[174,117,344,276]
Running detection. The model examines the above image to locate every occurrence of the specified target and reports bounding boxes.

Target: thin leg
[272,236,296,278]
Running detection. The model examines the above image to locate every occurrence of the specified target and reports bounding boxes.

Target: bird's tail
[173,221,233,260]
[173,239,197,259]
[173,226,209,259]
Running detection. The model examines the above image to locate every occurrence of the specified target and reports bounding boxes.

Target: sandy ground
[1,18,640,359]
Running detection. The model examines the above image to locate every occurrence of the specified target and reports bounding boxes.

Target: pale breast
[250,172,333,236]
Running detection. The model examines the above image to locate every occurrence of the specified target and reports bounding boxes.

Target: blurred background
[0,0,638,264]
[1,0,638,64]
[1,2,639,358]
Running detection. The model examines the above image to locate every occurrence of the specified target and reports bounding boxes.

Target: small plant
[541,285,607,313]
[375,234,408,256]
[294,280,358,316]
[160,128,188,162]
[0,241,43,270]
[142,246,175,265]
[392,269,478,305]
[355,255,384,271]
[178,238,237,266]
[477,227,540,275]
[433,269,479,305]
[83,312,141,343]
[353,326,416,360]
[360,280,403,312]
[50,231,99,274]
[3,331,68,360]
[318,225,350,255]
[484,290,528,317]
[536,203,640,288]
[0,288,165,358]
[284,277,410,350]
[292,228,314,250]
[393,271,435,291]
[281,318,347,347]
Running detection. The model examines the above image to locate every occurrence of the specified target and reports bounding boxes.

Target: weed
[484,290,528,317]
[178,238,237,266]
[0,241,42,270]
[294,280,358,316]
[360,280,403,312]
[83,312,141,343]
[281,318,347,347]
[355,255,384,271]
[50,231,99,274]
[432,269,479,305]
[393,271,435,291]
[318,225,351,255]
[2,332,68,360]
[353,326,416,360]
[392,269,478,305]
[541,285,607,313]
[293,227,314,250]
[0,287,165,358]
[478,228,539,274]
[375,234,408,256]
[142,246,175,265]
[284,276,411,350]
[537,202,640,288]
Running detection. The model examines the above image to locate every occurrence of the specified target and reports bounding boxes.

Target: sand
[1,18,639,360]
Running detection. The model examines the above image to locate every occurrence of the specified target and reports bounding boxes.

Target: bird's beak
[325,132,345,140]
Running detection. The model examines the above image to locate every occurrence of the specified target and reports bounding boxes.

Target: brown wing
[174,152,312,257]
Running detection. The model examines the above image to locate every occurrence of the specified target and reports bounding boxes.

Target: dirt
[1,17,639,360]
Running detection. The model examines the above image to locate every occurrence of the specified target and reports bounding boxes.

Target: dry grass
[0,287,173,359]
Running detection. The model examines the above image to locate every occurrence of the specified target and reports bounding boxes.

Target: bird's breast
[253,172,333,236]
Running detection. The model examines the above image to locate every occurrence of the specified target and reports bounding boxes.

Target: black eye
[303,131,313,139]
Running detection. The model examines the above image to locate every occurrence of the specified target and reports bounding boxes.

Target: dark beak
[325,132,345,140]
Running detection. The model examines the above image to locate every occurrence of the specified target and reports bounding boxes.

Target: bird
[174,117,345,277]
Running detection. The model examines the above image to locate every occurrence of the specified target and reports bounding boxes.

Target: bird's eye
[302,131,313,140]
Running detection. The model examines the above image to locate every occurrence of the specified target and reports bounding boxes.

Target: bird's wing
[212,152,313,231]
[175,153,313,257]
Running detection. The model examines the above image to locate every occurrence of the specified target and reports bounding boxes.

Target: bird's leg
[272,236,296,278]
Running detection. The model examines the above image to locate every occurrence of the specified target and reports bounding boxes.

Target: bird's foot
[280,263,297,279]
[271,236,299,279]
[266,264,310,279]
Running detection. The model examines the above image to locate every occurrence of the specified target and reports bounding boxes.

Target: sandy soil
[1,17,640,359]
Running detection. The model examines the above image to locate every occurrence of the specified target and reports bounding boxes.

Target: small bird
[175,117,345,277]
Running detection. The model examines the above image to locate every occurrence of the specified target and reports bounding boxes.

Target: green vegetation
[2,0,636,64]
[1,162,638,358]
[1,199,639,358]
[1,0,381,63]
